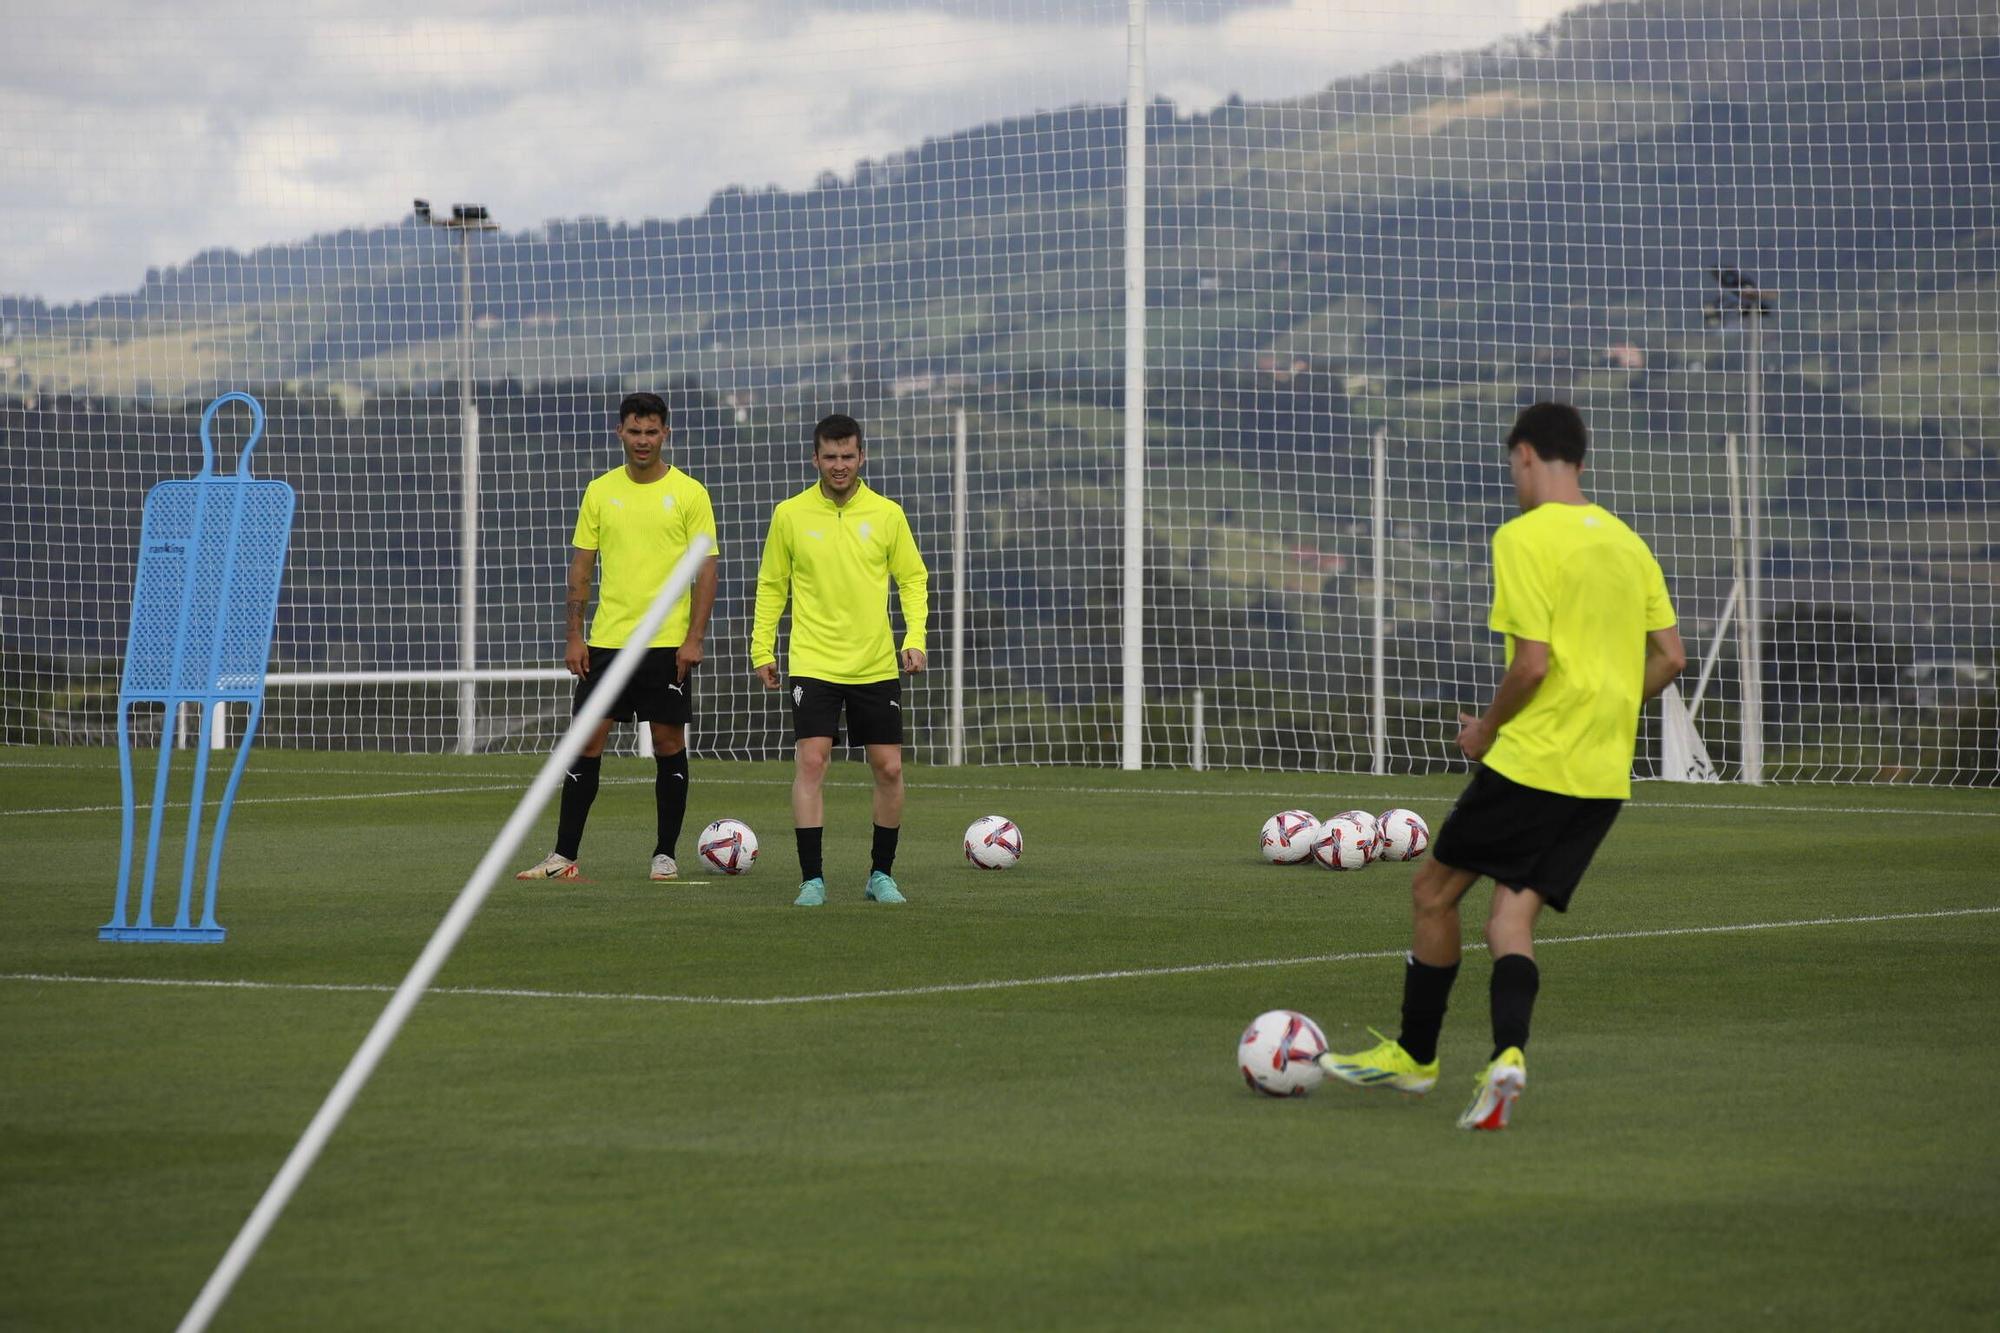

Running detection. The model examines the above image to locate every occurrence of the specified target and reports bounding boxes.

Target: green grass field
[3,749,1997,1330]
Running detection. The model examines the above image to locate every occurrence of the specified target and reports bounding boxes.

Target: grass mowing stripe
[11,772,1997,820]
[6,903,1992,1008]
[0,781,522,817]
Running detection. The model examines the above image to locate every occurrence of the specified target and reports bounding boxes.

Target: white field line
[6,770,1998,821]
[4,904,1994,1010]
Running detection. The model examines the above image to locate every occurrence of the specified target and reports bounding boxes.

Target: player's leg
[1459,797,1618,1130]
[1399,854,1482,1055]
[788,677,841,905]
[516,715,614,880]
[650,722,688,880]
[1460,890,1535,1130]
[850,679,907,903]
[1315,857,1476,1092]
[791,737,832,905]
[646,651,696,880]
[1485,882,1544,1055]
[862,744,906,902]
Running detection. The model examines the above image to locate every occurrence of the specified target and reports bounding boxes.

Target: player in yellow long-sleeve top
[751,414,929,906]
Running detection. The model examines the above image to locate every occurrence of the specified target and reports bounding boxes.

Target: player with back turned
[751,413,929,906]
[515,391,719,884]
[1317,402,1687,1129]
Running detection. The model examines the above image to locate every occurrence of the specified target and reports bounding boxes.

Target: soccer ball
[1312,813,1376,871]
[696,818,759,875]
[1377,808,1432,862]
[1237,1009,1329,1097]
[964,815,1022,870]
[1260,809,1320,864]
[1333,809,1383,860]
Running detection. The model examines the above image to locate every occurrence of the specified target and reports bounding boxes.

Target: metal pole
[1370,427,1388,776]
[1723,432,1753,779]
[1119,0,1148,770]
[1687,578,1740,720]
[1743,318,1764,784]
[1191,688,1205,771]
[175,538,713,1333]
[950,408,968,767]
[457,232,480,756]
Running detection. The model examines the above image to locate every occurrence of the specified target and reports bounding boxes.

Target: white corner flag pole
[177,536,712,1333]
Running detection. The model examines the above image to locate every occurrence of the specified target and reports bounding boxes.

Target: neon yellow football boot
[1314,1028,1439,1095]
[1457,1047,1527,1131]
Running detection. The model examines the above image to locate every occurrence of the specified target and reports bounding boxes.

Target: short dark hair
[813,413,863,451]
[619,391,669,425]
[1506,402,1587,466]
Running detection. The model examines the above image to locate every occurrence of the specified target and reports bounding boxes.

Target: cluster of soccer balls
[691,814,1025,876]
[1259,806,1430,871]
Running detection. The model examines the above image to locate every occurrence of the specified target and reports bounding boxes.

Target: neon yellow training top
[1482,501,1677,800]
[750,481,929,684]
[571,466,718,649]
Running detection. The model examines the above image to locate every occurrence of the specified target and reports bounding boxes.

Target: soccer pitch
[3,751,1997,1330]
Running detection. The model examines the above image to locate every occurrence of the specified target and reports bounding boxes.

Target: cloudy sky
[0,0,1577,304]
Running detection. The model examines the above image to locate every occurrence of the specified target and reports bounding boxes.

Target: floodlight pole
[417,199,499,755]
[1705,268,1771,784]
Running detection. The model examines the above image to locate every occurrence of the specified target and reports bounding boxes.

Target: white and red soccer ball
[696,818,759,875]
[1312,813,1377,871]
[1376,807,1431,862]
[1333,809,1384,860]
[964,814,1023,870]
[1259,809,1320,864]
[1237,1009,1329,1097]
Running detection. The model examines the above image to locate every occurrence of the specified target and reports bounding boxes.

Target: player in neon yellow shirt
[515,392,719,884]
[1316,403,1687,1129]
[752,414,929,906]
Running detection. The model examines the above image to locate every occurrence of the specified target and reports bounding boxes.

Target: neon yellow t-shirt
[1482,502,1676,799]
[571,466,718,649]
[750,481,929,684]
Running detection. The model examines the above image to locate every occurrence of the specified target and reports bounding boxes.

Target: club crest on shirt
[858,521,873,540]
[661,495,676,511]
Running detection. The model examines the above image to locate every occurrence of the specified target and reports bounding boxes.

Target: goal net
[2,0,1994,783]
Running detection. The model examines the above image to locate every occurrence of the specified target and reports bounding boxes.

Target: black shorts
[572,646,693,725]
[790,676,903,746]
[1430,765,1623,912]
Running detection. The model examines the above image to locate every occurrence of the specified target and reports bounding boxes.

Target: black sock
[654,751,689,858]
[1490,954,1541,1058]
[871,824,900,877]
[554,755,602,860]
[796,827,824,882]
[1397,954,1461,1065]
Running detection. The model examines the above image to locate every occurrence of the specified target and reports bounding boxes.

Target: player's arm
[1458,637,1549,761]
[675,556,720,682]
[889,509,931,674]
[1642,624,1688,702]
[749,515,791,690]
[565,546,596,677]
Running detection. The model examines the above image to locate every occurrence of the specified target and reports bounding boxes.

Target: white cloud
[0,0,1563,303]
